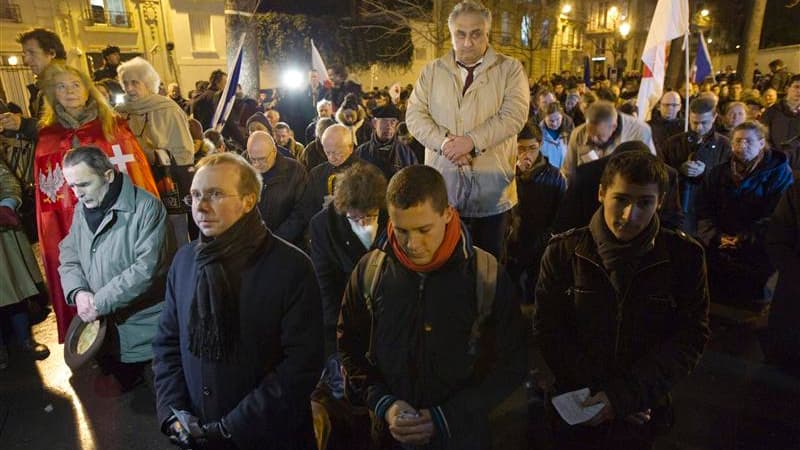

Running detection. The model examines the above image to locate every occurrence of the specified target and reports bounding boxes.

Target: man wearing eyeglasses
[246,131,309,246]
[153,152,323,449]
[648,91,684,159]
[58,146,173,390]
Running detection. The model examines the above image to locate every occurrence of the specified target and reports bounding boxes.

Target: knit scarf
[189,209,269,362]
[55,99,98,131]
[589,206,659,293]
[387,211,462,273]
[731,150,765,186]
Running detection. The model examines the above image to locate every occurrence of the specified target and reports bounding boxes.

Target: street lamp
[561,4,572,15]
[700,9,710,17]
[619,22,631,39]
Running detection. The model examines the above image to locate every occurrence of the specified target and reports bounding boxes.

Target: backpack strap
[468,246,498,356]
[362,249,387,366]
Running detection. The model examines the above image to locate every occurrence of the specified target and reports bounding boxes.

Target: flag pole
[684,32,690,132]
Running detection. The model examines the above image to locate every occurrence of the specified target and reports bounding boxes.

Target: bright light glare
[561,4,572,14]
[700,9,710,17]
[707,38,713,44]
[282,69,304,90]
[7,55,18,66]
[114,94,125,104]
[619,22,631,38]
[608,6,619,18]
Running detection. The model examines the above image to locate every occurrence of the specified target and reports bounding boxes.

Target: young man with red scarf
[338,165,526,449]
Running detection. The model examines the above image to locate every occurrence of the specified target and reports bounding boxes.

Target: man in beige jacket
[406,0,529,258]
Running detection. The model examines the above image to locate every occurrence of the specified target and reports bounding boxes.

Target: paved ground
[1,309,798,449]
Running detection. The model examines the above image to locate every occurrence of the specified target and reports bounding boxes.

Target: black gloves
[164,408,231,449]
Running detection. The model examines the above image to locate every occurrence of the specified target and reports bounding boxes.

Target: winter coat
[765,183,800,371]
[696,150,793,249]
[116,93,195,165]
[58,174,172,362]
[538,122,569,169]
[533,226,710,420]
[298,138,327,171]
[0,158,42,306]
[338,229,527,449]
[564,112,655,180]
[152,231,323,450]
[190,88,219,130]
[301,154,361,225]
[507,157,565,292]
[761,101,800,177]
[406,46,530,218]
[355,134,419,179]
[647,116,684,159]
[552,150,684,233]
[309,206,388,356]
[256,154,309,244]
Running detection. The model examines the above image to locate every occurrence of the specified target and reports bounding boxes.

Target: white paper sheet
[550,388,605,425]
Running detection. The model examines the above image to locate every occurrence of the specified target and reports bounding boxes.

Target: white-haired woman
[116,57,194,245]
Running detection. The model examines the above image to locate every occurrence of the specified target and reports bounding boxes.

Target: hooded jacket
[406,46,530,218]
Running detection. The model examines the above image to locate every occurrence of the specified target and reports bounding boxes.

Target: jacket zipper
[416,273,428,406]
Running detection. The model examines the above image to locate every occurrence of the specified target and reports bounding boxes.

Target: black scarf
[189,209,269,362]
[589,205,660,293]
[83,173,123,233]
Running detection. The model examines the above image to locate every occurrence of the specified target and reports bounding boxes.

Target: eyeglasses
[183,191,240,207]
[346,214,379,225]
[249,156,269,164]
[660,103,681,107]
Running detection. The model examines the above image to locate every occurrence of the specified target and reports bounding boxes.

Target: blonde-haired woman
[34,62,158,342]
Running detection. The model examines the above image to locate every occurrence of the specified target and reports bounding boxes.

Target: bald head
[246,131,277,173]
[321,124,354,167]
[659,91,682,121]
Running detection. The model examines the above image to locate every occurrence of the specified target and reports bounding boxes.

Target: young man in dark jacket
[153,152,323,450]
[338,165,526,449]
[761,74,800,178]
[507,124,565,300]
[696,121,793,308]
[534,151,710,450]
[662,95,732,235]
[246,131,309,245]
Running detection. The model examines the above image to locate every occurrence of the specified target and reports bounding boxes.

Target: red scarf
[387,211,462,273]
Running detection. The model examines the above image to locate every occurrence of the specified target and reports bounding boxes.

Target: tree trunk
[737,0,767,88]
[665,37,684,91]
[226,0,260,98]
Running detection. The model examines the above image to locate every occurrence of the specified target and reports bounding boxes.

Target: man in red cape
[35,117,159,342]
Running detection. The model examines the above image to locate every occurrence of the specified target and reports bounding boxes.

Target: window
[189,14,213,52]
[501,12,511,45]
[88,0,129,27]
[521,15,531,47]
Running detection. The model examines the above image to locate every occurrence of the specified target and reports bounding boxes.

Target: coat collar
[442,46,499,76]
[574,225,671,273]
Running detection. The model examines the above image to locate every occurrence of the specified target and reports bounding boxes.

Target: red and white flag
[311,39,330,86]
[636,0,689,121]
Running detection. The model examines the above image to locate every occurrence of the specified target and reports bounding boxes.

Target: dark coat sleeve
[438,268,527,437]
[274,165,311,243]
[660,167,685,230]
[152,260,192,427]
[533,239,596,390]
[601,238,710,417]
[767,184,800,279]
[310,210,346,357]
[337,260,394,416]
[223,261,324,449]
[552,176,584,233]
[695,167,721,247]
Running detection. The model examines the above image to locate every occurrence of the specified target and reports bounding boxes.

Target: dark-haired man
[58,146,172,389]
[191,69,228,130]
[761,74,800,177]
[338,164,526,449]
[662,95,732,234]
[0,28,65,140]
[93,45,121,82]
[534,151,710,450]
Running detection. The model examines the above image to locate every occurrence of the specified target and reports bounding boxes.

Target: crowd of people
[0,1,798,449]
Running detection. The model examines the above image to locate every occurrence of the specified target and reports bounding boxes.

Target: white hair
[316,99,333,112]
[117,57,161,94]
[448,1,492,30]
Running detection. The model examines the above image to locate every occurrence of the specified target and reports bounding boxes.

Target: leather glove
[198,420,232,444]
[0,206,20,228]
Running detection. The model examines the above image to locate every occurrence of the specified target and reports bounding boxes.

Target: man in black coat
[304,99,334,145]
[191,70,227,130]
[338,166,526,449]
[553,140,684,233]
[93,45,121,82]
[535,151,710,449]
[356,103,419,179]
[153,152,323,450]
[662,95,731,235]
[648,91,684,159]
[246,131,309,245]
[761,74,800,178]
[302,124,362,227]
[507,124,566,300]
